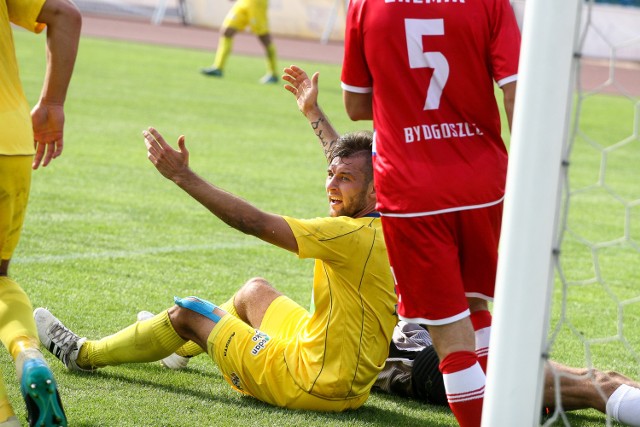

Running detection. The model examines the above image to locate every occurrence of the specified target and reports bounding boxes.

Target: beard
[330,190,369,218]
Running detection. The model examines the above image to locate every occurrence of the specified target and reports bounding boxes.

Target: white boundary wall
[185,0,640,58]
[76,0,640,56]
[187,0,348,42]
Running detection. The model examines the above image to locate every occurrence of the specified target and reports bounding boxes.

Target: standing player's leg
[382,214,485,427]
[251,0,277,84]
[201,27,238,77]
[461,202,502,373]
[468,300,491,372]
[0,156,66,427]
[257,33,277,84]
[201,0,247,77]
[429,319,485,427]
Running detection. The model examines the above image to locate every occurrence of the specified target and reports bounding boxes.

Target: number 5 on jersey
[405,18,449,111]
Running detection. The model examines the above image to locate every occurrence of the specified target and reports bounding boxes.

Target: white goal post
[482,0,582,425]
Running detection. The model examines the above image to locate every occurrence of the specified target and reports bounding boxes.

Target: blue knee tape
[174,296,222,323]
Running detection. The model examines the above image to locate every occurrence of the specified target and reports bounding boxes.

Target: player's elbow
[346,105,373,121]
[42,0,82,26]
[346,108,366,121]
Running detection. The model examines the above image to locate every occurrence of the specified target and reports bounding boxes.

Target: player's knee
[168,305,194,339]
[235,278,280,321]
[238,277,274,300]
[258,34,272,46]
[169,301,221,345]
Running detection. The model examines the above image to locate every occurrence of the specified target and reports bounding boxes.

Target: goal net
[484,0,640,425]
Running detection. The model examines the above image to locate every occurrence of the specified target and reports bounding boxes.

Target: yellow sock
[175,341,204,358]
[9,337,39,362]
[219,295,238,318]
[0,277,39,359]
[213,36,233,70]
[0,376,15,423]
[265,43,277,76]
[77,311,185,369]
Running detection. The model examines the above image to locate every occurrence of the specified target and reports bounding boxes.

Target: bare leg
[257,33,272,49]
[257,33,277,81]
[222,27,237,39]
[542,360,640,413]
[467,297,488,314]
[169,277,281,347]
[0,259,9,276]
[167,305,220,350]
[203,27,238,74]
[428,317,476,360]
[466,297,491,370]
[232,277,282,328]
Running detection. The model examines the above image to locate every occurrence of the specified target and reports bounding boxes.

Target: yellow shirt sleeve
[7,0,46,33]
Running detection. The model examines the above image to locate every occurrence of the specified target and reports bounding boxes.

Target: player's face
[326,155,375,218]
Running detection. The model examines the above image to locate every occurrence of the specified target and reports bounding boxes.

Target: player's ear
[367,180,376,200]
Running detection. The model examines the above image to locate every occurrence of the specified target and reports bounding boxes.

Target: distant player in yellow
[201,0,278,84]
[34,124,398,411]
[1,0,81,425]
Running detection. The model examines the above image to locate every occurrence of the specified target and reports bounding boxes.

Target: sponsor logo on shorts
[223,332,235,357]
[229,372,242,390]
[250,330,270,356]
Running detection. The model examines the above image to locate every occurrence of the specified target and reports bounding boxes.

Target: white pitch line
[12,241,264,264]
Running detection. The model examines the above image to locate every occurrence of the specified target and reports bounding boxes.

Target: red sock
[470,310,492,372]
[440,351,485,427]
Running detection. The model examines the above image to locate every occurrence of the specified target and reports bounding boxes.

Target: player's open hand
[31,101,65,169]
[143,127,190,182]
[282,65,319,117]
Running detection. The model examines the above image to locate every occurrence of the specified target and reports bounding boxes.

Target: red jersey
[341,0,520,215]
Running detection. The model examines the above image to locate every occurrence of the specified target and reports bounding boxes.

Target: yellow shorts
[207,295,369,411]
[222,0,269,36]
[0,156,32,261]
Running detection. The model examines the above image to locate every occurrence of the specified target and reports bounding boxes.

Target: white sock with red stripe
[440,351,485,427]
[470,310,492,372]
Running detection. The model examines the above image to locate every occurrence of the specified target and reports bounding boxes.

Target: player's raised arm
[283,65,340,162]
[142,127,298,253]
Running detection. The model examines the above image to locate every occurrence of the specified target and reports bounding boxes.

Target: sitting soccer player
[34,126,397,412]
[130,65,640,424]
[282,64,640,426]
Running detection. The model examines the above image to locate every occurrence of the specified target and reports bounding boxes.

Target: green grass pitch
[7,27,638,426]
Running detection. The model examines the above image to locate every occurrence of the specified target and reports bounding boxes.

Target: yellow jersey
[1,0,46,155]
[282,215,398,399]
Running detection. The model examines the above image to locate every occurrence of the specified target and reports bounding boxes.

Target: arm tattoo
[311,117,338,159]
[310,117,324,131]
